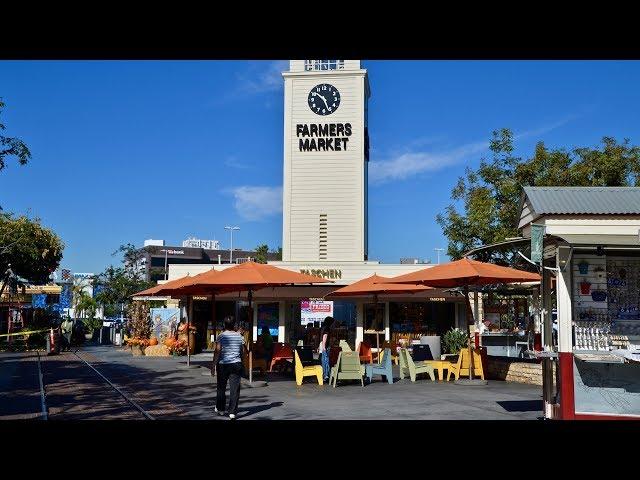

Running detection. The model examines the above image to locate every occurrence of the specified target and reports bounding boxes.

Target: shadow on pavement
[238,401,284,419]
[497,400,543,412]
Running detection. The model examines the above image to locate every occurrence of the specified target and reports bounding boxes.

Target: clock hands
[313,91,330,110]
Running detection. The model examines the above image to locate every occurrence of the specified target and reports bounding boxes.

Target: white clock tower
[281,60,370,263]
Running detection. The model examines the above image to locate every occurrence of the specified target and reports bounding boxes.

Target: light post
[224,226,240,263]
[434,248,445,265]
[163,249,168,280]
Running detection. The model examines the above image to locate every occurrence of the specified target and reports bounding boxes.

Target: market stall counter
[481,331,529,358]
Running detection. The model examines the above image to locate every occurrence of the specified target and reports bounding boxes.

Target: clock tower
[281,60,370,263]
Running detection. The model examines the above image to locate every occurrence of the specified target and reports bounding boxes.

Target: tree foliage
[93,243,152,315]
[0,99,31,173]
[0,213,64,284]
[254,244,269,263]
[437,129,640,264]
[126,300,152,339]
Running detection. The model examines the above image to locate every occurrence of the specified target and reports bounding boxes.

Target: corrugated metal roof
[523,186,640,215]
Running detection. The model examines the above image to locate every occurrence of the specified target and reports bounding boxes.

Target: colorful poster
[150,308,180,340]
[300,299,333,326]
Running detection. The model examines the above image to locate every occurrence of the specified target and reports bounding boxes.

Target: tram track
[38,349,155,420]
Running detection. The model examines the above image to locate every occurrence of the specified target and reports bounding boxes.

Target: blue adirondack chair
[364,348,394,385]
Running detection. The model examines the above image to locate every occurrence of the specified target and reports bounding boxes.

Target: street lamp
[160,249,169,280]
[225,226,240,263]
[434,248,445,265]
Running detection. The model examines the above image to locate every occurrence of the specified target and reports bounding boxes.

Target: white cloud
[370,115,579,184]
[236,60,288,96]
[228,186,282,221]
[369,141,488,184]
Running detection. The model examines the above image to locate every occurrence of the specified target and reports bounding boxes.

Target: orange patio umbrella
[131,271,210,297]
[327,274,432,355]
[384,257,541,288]
[171,261,331,382]
[131,270,221,368]
[385,257,541,381]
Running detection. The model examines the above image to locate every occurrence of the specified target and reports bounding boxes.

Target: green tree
[272,246,282,260]
[437,129,640,264]
[254,244,269,263]
[0,99,31,173]
[0,213,64,294]
[93,243,152,317]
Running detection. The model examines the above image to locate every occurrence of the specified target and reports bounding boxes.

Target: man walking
[213,316,245,420]
[61,316,74,351]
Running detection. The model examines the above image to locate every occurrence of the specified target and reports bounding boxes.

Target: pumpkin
[165,338,175,347]
[149,337,158,346]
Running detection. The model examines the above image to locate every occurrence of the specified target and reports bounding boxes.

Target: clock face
[308,84,340,115]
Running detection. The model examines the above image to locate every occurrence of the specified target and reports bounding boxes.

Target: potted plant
[82,316,103,342]
[441,328,469,359]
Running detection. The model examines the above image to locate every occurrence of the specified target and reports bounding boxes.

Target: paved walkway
[0,345,543,420]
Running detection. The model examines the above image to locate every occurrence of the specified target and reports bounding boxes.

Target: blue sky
[1,60,639,273]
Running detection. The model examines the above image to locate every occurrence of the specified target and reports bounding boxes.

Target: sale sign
[301,299,333,326]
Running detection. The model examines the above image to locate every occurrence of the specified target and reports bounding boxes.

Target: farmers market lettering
[296,123,352,152]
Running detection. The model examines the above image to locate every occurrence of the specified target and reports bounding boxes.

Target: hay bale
[144,344,171,357]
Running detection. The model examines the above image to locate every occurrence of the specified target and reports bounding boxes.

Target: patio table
[426,360,453,381]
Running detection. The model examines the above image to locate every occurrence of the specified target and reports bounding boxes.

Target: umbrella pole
[211,293,216,376]
[248,289,253,384]
[464,285,473,380]
[374,294,379,363]
[187,296,191,368]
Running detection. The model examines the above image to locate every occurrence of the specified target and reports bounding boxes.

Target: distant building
[144,239,165,247]
[141,243,280,282]
[182,237,220,250]
[400,258,430,264]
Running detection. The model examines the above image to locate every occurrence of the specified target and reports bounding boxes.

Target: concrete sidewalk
[0,345,543,420]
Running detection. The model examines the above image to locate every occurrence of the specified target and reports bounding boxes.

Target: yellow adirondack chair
[446,348,485,381]
[294,349,324,386]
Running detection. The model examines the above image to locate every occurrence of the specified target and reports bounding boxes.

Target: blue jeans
[321,349,330,380]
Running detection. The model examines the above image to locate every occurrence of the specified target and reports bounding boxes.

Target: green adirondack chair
[330,351,365,387]
[399,348,435,382]
[339,340,352,352]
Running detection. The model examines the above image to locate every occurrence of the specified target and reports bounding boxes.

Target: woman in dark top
[318,316,335,382]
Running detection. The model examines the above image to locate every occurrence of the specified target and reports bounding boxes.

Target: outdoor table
[426,360,453,381]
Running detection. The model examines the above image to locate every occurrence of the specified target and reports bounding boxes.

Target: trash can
[100,323,113,345]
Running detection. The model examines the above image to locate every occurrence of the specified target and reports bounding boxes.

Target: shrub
[442,328,469,354]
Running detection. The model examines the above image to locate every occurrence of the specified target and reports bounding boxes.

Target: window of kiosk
[256,302,279,342]
[364,303,385,347]
[389,302,455,345]
[332,301,356,348]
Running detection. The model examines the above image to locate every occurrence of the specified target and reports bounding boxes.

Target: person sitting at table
[260,326,274,367]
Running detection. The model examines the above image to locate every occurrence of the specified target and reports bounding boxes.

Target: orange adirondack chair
[358,341,374,364]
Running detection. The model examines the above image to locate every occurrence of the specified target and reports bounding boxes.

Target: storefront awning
[551,233,640,247]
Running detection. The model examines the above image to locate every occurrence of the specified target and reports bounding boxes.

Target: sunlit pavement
[0,345,543,420]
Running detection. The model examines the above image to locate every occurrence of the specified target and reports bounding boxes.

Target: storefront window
[257,303,279,339]
[389,302,455,343]
[333,301,356,347]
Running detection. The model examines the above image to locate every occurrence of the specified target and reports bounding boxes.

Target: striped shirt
[217,331,245,364]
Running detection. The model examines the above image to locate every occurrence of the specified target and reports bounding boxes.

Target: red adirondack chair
[270,342,294,372]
